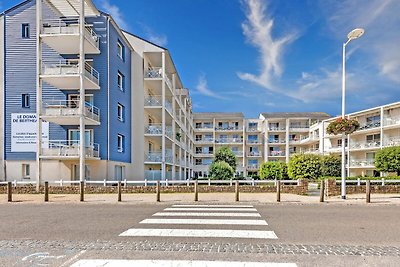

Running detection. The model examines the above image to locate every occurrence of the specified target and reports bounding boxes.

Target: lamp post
[341,28,364,199]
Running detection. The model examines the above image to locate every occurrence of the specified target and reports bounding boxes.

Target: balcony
[300,135,319,144]
[289,126,309,132]
[41,18,100,54]
[194,152,214,157]
[194,138,214,144]
[166,126,173,140]
[246,127,261,132]
[354,121,381,133]
[144,95,162,107]
[384,137,400,147]
[144,170,162,180]
[215,126,243,132]
[350,159,375,168]
[384,116,400,127]
[350,141,380,150]
[232,151,244,157]
[289,138,301,144]
[41,140,99,159]
[145,67,162,79]
[145,152,163,163]
[194,126,214,132]
[215,138,243,144]
[247,164,259,171]
[247,151,262,157]
[145,123,162,135]
[165,100,173,114]
[268,126,286,132]
[269,151,285,157]
[41,61,100,90]
[247,139,262,144]
[268,138,286,144]
[302,148,320,154]
[42,100,100,125]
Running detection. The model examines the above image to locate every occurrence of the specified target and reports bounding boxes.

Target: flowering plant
[326,117,360,135]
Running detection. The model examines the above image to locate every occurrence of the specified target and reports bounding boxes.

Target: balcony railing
[42,60,100,86]
[384,116,400,127]
[269,151,285,157]
[215,138,243,144]
[247,164,259,170]
[247,151,262,157]
[289,138,301,143]
[41,18,99,49]
[268,139,286,144]
[268,127,286,131]
[247,127,260,132]
[165,75,173,89]
[166,126,173,139]
[195,152,214,156]
[144,170,162,180]
[145,152,162,162]
[145,123,162,135]
[247,139,262,144]
[289,126,309,131]
[350,159,375,167]
[144,95,162,106]
[233,151,244,157]
[215,126,242,131]
[165,100,173,114]
[350,141,380,150]
[384,137,400,147]
[195,138,214,143]
[145,67,162,78]
[43,100,100,122]
[41,140,99,158]
[195,126,214,131]
[356,121,381,131]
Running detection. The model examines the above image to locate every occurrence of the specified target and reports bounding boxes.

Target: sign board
[11,113,49,152]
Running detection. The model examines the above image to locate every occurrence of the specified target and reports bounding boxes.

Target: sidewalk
[1,192,400,205]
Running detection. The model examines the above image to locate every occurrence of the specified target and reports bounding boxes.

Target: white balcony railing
[42,60,100,86]
[268,127,286,131]
[165,100,173,114]
[384,116,400,127]
[41,18,99,49]
[195,138,214,143]
[247,151,262,157]
[145,152,162,162]
[41,140,99,158]
[43,100,100,122]
[233,151,244,157]
[145,67,162,78]
[268,139,286,144]
[165,75,173,89]
[269,151,285,157]
[215,126,242,131]
[215,138,243,144]
[384,137,400,147]
[144,95,162,106]
[145,123,162,135]
[350,159,375,167]
[166,126,173,139]
[289,126,309,131]
[350,141,380,150]
[247,164,259,170]
[247,139,262,144]
[144,170,162,180]
[356,121,381,131]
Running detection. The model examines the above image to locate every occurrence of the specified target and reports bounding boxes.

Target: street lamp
[341,28,365,199]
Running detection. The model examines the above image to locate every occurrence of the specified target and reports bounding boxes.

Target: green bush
[260,162,288,180]
[321,154,341,177]
[375,146,400,175]
[213,147,237,171]
[209,161,234,180]
[288,154,322,180]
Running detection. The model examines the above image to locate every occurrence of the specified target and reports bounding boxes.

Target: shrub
[375,146,400,175]
[288,154,322,180]
[321,154,341,177]
[260,162,288,180]
[213,147,237,171]
[209,161,234,180]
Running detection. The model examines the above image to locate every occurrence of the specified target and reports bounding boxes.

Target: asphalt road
[1,202,400,266]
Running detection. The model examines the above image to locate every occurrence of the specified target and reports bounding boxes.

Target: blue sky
[2,0,400,118]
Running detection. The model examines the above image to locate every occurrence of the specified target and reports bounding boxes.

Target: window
[22,24,30,38]
[114,165,124,181]
[117,103,125,122]
[22,94,30,108]
[73,165,91,180]
[117,71,125,91]
[195,122,202,129]
[195,159,202,165]
[22,164,30,179]
[117,40,125,60]
[117,134,125,152]
[203,122,213,128]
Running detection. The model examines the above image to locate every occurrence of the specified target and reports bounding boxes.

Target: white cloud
[195,74,228,100]
[237,0,297,91]
[140,24,168,47]
[100,0,128,30]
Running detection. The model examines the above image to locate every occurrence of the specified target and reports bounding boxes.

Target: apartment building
[321,102,400,177]
[0,0,193,182]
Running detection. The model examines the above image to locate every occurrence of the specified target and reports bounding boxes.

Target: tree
[260,162,288,180]
[288,154,322,180]
[213,147,237,171]
[209,161,234,180]
[321,154,341,177]
[375,146,400,175]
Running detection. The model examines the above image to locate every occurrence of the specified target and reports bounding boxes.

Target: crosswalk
[119,204,278,240]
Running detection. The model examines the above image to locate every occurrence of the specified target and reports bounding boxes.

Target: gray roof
[261,112,331,119]
[193,112,244,119]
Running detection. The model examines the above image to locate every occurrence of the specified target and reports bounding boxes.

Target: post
[79,0,86,184]
[276,180,281,202]
[117,181,122,202]
[44,181,49,202]
[319,179,325,202]
[194,180,198,202]
[80,181,84,202]
[366,180,371,203]
[341,42,347,200]
[7,181,12,202]
[235,180,239,202]
[156,180,160,202]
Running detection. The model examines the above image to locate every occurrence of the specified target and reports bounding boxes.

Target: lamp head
[347,28,365,40]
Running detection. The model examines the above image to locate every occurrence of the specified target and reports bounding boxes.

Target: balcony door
[69,129,93,146]
[68,94,94,108]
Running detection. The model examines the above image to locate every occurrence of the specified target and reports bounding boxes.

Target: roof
[193,112,245,119]
[261,112,331,119]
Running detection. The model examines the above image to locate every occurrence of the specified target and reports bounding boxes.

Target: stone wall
[0,180,309,195]
[325,179,400,196]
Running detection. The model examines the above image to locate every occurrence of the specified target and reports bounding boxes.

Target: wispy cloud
[140,24,168,47]
[100,0,128,30]
[195,74,228,100]
[237,0,297,91]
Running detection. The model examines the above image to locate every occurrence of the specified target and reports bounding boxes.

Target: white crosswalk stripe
[140,218,268,225]
[172,204,254,208]
[153,212,261,217]
[71,259,297,267]
[164,207,258,212]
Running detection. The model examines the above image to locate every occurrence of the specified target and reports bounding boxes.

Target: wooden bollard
[276,180,281,202]
[366,180,371,203]
[319,180,325,202]
[156,180,161,202]
[117,181,122,202]
[194,180,198,202]
[7,182,12,202]
[235,180,239,202]
[44,181,49,202]
[80,181,84,202]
